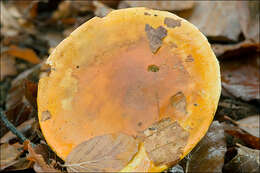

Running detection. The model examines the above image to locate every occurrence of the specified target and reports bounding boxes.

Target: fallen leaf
[223,144,260,173]
[4,45,41,64]
[166,164,184,173]
[26,143,59,172]
[220,53,260,101]
[186,121,226,172]
[237,115,259,138]
[65,133,138,172]
[212,40,260,58]
[139,118,189,166]
[216,98,259,120]
[237,1,260,43]
[145,24,167,53]
[124,1,195,11]
[0,118,35,143]
[0,143,23,170]
[93,1,113,17]
[188,1,241,41]
[224,122,260,150]
[0,54,17,81]
[5,157,32,171]
[164,17,181,28]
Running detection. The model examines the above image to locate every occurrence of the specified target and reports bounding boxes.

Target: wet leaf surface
[185,121,226,173]
[237,115,259,138]
[65,133,138,172]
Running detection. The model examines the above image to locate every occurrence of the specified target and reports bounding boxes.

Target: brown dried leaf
[124,1,195,11]
[139,118,189,166]
[145,24,167,53]
[0,143,23,170]
[212,40,260,58]
[237,115,259,138]
[65,133,138,172]
[26,143,59,172]
[223,144,260,173]
[188,1,241,41]
[220,53,260,101]
[237,1,260,43]
[0,118,35,143]
[186,121,226,172]
[0,55,17,81]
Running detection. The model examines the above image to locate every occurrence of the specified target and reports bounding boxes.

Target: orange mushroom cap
[38,8,221,172]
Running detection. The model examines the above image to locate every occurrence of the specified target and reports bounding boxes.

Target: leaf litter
[0,1,260,173]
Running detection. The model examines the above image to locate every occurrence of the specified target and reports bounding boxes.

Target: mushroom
[38,8,221,172]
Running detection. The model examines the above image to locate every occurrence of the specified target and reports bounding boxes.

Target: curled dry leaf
[237,115,259,138]
[65,133,138,172]
[139,118,189,166]
[0,54,17,81]
[4,45,41,64]
[212,40,260,58]
[221,53,260,101]
[26,143,59,172]
[188,1,241,41]
[0,143,23,170]
[223,144,260,173]
[124,1,195,11]
[186,121,226,173]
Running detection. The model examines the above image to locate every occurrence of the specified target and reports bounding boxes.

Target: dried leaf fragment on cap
[139,118,189,166]
[65,133,138,172]
[145,24,167,53]
[164,17,181,28]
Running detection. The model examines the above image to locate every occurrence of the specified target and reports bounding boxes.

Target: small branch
[0,109,27,143]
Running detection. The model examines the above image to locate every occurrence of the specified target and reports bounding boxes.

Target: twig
[0,109,27,143]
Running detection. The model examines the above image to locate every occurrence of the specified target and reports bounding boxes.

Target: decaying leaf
[223,144,260,173]
[65,133,138,172]
[145,24,167,53]
[186,121,226,173]
[237,1,260,43]
[164,17,181,28]
[26,143,59,172]
[224,122,260,150]
[0,118,35,143]
[212,40,260,58]
[139,118,189,166]
[0,143,23,170]
[0,55,17,81]
[238,115,259,138]
[166,164,184,173]
[4,45,41,64]
[124,1,195,11]
[188,1,241,41]
[221,53,260,101]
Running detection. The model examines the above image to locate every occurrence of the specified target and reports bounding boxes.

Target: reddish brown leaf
[65,133,138,172]
[4,45,41,64]
[220,53,260,101]
[186,121,226,172]
[26,143,59,172]
[237,115,259,138]
[212,40,260,58]
[139,118,189,166]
